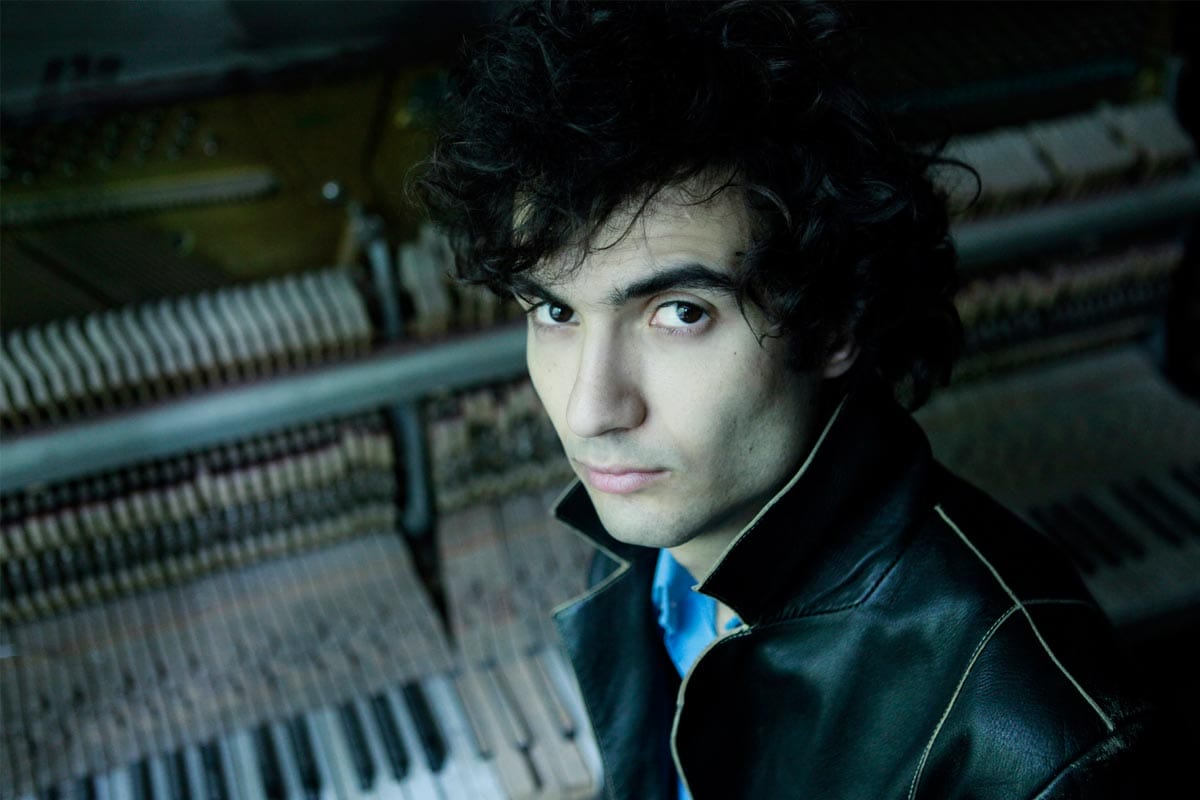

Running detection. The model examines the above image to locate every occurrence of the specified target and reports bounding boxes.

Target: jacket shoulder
[903,467,1175,798]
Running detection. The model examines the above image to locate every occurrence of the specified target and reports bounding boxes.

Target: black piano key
[1112,484,1185,546]
[1069,495,1146,559]
[165,750,191,800]
[1029,506,1096,573]
[368,693,410,780]
[79,776,98,800]
[42,785,61,800]
[132,760,154,800]
[254,725,286,800]
[1053,501,1125,567]
[285,716,322,800]
[337,703,377,791]
[200,741,229,800]
[401,682,447,772]
[1134,477,1200,538]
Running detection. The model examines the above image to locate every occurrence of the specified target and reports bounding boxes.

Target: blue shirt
[651,549,742,800]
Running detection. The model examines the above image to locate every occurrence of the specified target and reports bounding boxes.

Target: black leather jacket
[551,387,1177,799]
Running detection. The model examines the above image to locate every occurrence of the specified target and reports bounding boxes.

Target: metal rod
[1,325,528,492]
[955,169,1200,270]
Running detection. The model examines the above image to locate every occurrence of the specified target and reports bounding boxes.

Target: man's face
[519,185,827,572]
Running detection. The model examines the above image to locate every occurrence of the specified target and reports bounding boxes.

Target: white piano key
[148,755,173,800]
[351,698,412,800]
[382,690,445,800]
[526,650,575,740]
[90,772,112,800]
[498,658,594,798]
[452,668,538,800]
[307,708,360,800]
[267,723,306,800]
[420,676,505,800]
[227,730,266,800]
[535,648,603,790]
[103,767,134,800]
[183,746,208,800]
[289,714,341,800]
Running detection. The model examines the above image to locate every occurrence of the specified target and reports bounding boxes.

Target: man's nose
[565,332,646,438]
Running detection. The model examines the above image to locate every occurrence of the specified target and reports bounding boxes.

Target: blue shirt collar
[651,548,741,679]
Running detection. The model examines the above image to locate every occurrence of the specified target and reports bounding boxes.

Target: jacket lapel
[553,544,680,799]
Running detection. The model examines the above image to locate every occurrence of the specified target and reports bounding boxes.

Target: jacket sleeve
[1027,711,1185,799]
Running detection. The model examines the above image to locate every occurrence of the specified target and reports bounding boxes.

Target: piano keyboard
[7,665,505,800]
[1,409,602,800]
[1027,463,1200,634]
[916,343,1200,637]
[2,526,602,800]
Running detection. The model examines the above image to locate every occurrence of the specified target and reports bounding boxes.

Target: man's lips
[576,461,667,495]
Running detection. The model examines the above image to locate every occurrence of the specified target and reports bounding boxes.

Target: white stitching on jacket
[908,603,1021,800]
[934,505,1113,729]
[906,506,1117,800]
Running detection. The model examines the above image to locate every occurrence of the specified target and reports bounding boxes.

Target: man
[415,2,1176,797]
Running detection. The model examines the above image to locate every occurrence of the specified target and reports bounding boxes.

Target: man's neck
[666,523,739,624]
[665,536,743,635]
[666,525,737,586]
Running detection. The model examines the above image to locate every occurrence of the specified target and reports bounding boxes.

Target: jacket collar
[553,383,934,624]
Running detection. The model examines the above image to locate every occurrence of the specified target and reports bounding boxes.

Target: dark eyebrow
[510,274,570,308]
[605,263,738,306]
[510,262,738,308]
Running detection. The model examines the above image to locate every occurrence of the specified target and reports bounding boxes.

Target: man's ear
[822,336,859,379]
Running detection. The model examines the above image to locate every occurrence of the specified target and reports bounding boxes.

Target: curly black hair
[413,0,963,409]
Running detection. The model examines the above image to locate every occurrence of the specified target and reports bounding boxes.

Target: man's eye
[531,302,577,325]
[650,301,709,329]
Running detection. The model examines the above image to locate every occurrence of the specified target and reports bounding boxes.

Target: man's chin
[590,495,694,550]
